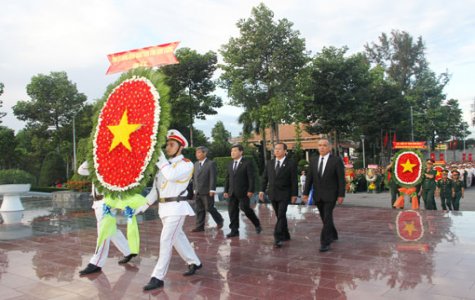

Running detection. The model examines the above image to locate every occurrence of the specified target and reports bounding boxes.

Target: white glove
[134,204,149,215]
[156,151,168,169]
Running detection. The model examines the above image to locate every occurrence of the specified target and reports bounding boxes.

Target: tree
[13,71,87,151]
[220,3,308,160]
[0,126,16,169]
[38,151,66,186]
[305,46,372,153]
[365,30,428,91]
[0,82,5,123]
[210,121,232,157]
[162,48,222,147]
[364,30,456,146]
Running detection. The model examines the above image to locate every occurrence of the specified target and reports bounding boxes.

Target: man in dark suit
[259,143,298,248]
[223,144,261,238]
[191,146,224,232]
[303,138,345,252]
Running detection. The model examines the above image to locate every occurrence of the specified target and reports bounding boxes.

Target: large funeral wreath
[87,68,171,198]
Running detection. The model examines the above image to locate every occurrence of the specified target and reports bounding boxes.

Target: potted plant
[0,169,36,211]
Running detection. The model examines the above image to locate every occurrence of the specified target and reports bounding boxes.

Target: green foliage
[298,159,309,174]
[0,169,36,185]
[39,152,66,186]
[219,3,308,154]
[87,68,171,198]
[0,126,17,169]
[13,71,87,131]
[0,82,5,123]
[162,48,222,147]
[210,121,232,158]
[306,46,372,146]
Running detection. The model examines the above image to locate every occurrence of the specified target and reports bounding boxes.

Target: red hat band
[168,135,185,147]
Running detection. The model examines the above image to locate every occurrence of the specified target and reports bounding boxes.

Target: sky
[1,0,474,139]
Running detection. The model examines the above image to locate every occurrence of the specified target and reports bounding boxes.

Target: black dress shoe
[183,263,202,276]
[319,245,330,252]
[191,227,205,232]
[274,240,283,248]
[226,231,239,238]
[118,253,137,264]
[79,263,101,275]
[255,226,262,234]
[143,277,164,291]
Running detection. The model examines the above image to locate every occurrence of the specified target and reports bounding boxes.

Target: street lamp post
[360,135,366,169]
[72,116,77,172]
[410,105,414,142]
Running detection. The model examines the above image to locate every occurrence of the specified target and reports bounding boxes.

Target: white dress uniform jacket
[146,152,195,217]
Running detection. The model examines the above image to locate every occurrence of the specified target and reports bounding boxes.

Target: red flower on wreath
[93,77,160,191]
[394,151,423,186]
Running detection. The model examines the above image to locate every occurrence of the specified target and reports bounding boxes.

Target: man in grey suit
[191,146,224,232]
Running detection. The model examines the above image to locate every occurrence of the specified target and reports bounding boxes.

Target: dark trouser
[440,195,452,210]
[452,193,462,211]
[195,194,224,229]
[271,199,290,242]
[422,188,437,210]
[316,200,338,247]
[390,184,398,207]
[228,195,260,233]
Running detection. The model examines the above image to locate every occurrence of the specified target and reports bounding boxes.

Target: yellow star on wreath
[403,221,417,236]
[107,110,141,152]
[401,159,417,173]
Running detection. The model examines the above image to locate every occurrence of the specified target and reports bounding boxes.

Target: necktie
[275,160,281,172]
[318,157,324,177]
[233,161,238,172]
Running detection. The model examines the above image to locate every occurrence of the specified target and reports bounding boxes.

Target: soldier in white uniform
[77,161,136,276]
[138,129,202,291]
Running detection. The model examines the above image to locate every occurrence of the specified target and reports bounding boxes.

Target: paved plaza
[0,190,475,299]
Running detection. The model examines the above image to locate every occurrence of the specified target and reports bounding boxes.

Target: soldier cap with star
[167,129,189,148]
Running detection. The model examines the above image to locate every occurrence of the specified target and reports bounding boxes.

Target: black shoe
[191,227,205,232]
[283,235,291,241]
[79,263,101,276]
[118,253,137,264]
[226,231,239,238]
[319,245,330,252]
[183,263,202,276]
[143,277,164,291]
[255,226,262,234]
[274,240,283,248]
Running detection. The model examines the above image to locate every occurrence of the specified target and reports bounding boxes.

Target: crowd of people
[76,131,473,291]
[341,160,473,211]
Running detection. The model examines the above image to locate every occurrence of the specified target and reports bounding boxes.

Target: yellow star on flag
[403,221,417,236]
[401,159,417,173]
[107,110,141,152]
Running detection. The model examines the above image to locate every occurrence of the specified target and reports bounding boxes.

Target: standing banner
[106,42,180,75]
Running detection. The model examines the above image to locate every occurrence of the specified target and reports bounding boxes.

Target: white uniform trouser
[89,200,130,267]
[151,215,201,280]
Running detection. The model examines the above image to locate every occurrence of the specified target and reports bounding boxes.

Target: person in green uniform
[385,162,398,208]
[420,159,437,210]
[451,170,465,211]
[436,169,453,211]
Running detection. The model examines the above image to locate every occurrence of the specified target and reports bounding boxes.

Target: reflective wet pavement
[1,197,475,299]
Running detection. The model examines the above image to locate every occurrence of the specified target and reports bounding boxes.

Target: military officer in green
[420,159,437,210]
[451,170,465,211]
[385,161,398,208]
[436,169,453,211]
